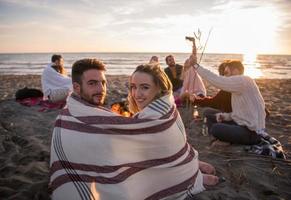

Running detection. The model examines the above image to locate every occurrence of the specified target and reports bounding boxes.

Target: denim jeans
[206,113,261,145]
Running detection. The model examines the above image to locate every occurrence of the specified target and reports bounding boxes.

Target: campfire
[111,101,132,117]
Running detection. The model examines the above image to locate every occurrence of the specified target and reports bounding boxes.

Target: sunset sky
[1,0,291,54]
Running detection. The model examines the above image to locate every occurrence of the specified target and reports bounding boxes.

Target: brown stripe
[60,106,175,125]
[50,143,189,176]
[51,149,196,193]
[50,144,194,192]
[51,169,198,197]
[144,171,199,200]
[54,109,178,135]
[51,166,142,191]
[174,147,195,167]
[71,94,111,111]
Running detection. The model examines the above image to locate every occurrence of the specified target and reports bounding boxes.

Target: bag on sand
[15,87,43,100]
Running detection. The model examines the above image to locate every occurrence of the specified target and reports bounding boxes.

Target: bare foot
[203,174,219,186]
[199,161,216,175]
[210,139,231,147]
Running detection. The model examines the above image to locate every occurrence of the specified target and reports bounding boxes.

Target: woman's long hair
[128,64,173,114]
[52,64,67,76]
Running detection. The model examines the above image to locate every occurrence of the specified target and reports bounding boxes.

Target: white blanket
[41,64,72,97]
[181,67,207,98]
[49,94,204,200]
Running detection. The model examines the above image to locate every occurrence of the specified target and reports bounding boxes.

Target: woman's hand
[188,54,197,66]
[187,38,198,66]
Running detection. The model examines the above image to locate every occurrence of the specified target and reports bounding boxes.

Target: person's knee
[209,123,223,137]
[203,108,219,118]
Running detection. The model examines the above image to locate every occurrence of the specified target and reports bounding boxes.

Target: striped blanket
[49,94,204,200]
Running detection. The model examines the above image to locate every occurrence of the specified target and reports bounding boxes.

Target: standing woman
[128,64,219,198]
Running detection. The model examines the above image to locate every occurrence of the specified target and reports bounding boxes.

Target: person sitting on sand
[127,63,220,195]
[164,55,184,95]
[49,59,218,200]
[186,43,267,145]
[180,38,206,100]
[41,54,72,102]
[149,55,159,64]
[188,62,232,130]
[190,62,231,113]
[191,61,269,119]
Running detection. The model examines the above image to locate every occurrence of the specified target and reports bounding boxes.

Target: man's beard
[169,63,176,67]
[80,89,105,106]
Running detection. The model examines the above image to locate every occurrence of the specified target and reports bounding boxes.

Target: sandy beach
[0,75,290,200]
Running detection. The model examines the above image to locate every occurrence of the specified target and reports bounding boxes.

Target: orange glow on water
[243,53,263,79]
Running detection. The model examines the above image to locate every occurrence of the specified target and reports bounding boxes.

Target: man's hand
[215,113,224,122]
[189,93,202,102]
[215,112,232,122]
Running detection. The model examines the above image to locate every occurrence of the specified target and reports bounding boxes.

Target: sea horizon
[1,52,291,56]
[0,52,291,79]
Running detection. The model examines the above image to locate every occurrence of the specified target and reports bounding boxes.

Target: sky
[0,0,291,54]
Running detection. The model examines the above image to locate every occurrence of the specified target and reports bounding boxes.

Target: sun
[209,4,280,54]
[243,52,263,79]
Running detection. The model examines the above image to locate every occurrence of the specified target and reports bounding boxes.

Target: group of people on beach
[44,39,284,199]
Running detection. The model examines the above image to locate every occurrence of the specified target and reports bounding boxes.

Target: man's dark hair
[218,60,230,76]
[51,54,63,63]
[226,60,244,75]
[72,58,106,84]
[165,55,173,63]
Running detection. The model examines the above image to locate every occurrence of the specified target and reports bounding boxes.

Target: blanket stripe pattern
[49,94,204,200]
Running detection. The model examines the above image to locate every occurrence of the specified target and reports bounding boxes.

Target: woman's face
[130,71,160,110]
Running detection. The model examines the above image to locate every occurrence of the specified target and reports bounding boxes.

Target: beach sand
[0,75,290,200]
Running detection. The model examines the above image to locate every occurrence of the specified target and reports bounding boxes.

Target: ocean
[0,52,291,79]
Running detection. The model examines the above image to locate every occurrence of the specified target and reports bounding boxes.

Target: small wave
[0,62,47,65]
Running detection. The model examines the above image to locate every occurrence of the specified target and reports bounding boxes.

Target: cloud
[1,0,291,53]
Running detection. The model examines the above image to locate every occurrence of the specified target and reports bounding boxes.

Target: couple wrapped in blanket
[49,59,217,200]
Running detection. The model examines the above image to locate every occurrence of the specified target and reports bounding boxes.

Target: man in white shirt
[188,54,265,145]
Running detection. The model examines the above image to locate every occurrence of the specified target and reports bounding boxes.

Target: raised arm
[187,49,245,93]
[182,38,198,80]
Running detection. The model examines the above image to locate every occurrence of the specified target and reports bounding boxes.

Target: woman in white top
[41,54,72,102]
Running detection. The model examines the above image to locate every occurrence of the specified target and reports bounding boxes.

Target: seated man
[164,55,184,95]
[192,61,269,117]
[190,62,232,123]
[189,55,265,145]
[41,54,72,102]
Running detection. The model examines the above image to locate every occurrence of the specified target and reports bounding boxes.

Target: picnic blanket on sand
[49,94,205,200]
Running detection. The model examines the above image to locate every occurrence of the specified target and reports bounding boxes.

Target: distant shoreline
[1,74,290,101]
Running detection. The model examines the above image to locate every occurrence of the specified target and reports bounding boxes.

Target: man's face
[74,69,107,106]
[166,56,176,66]
[224,66,241,77]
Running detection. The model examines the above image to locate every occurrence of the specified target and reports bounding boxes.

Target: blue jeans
[206,113,261,145]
